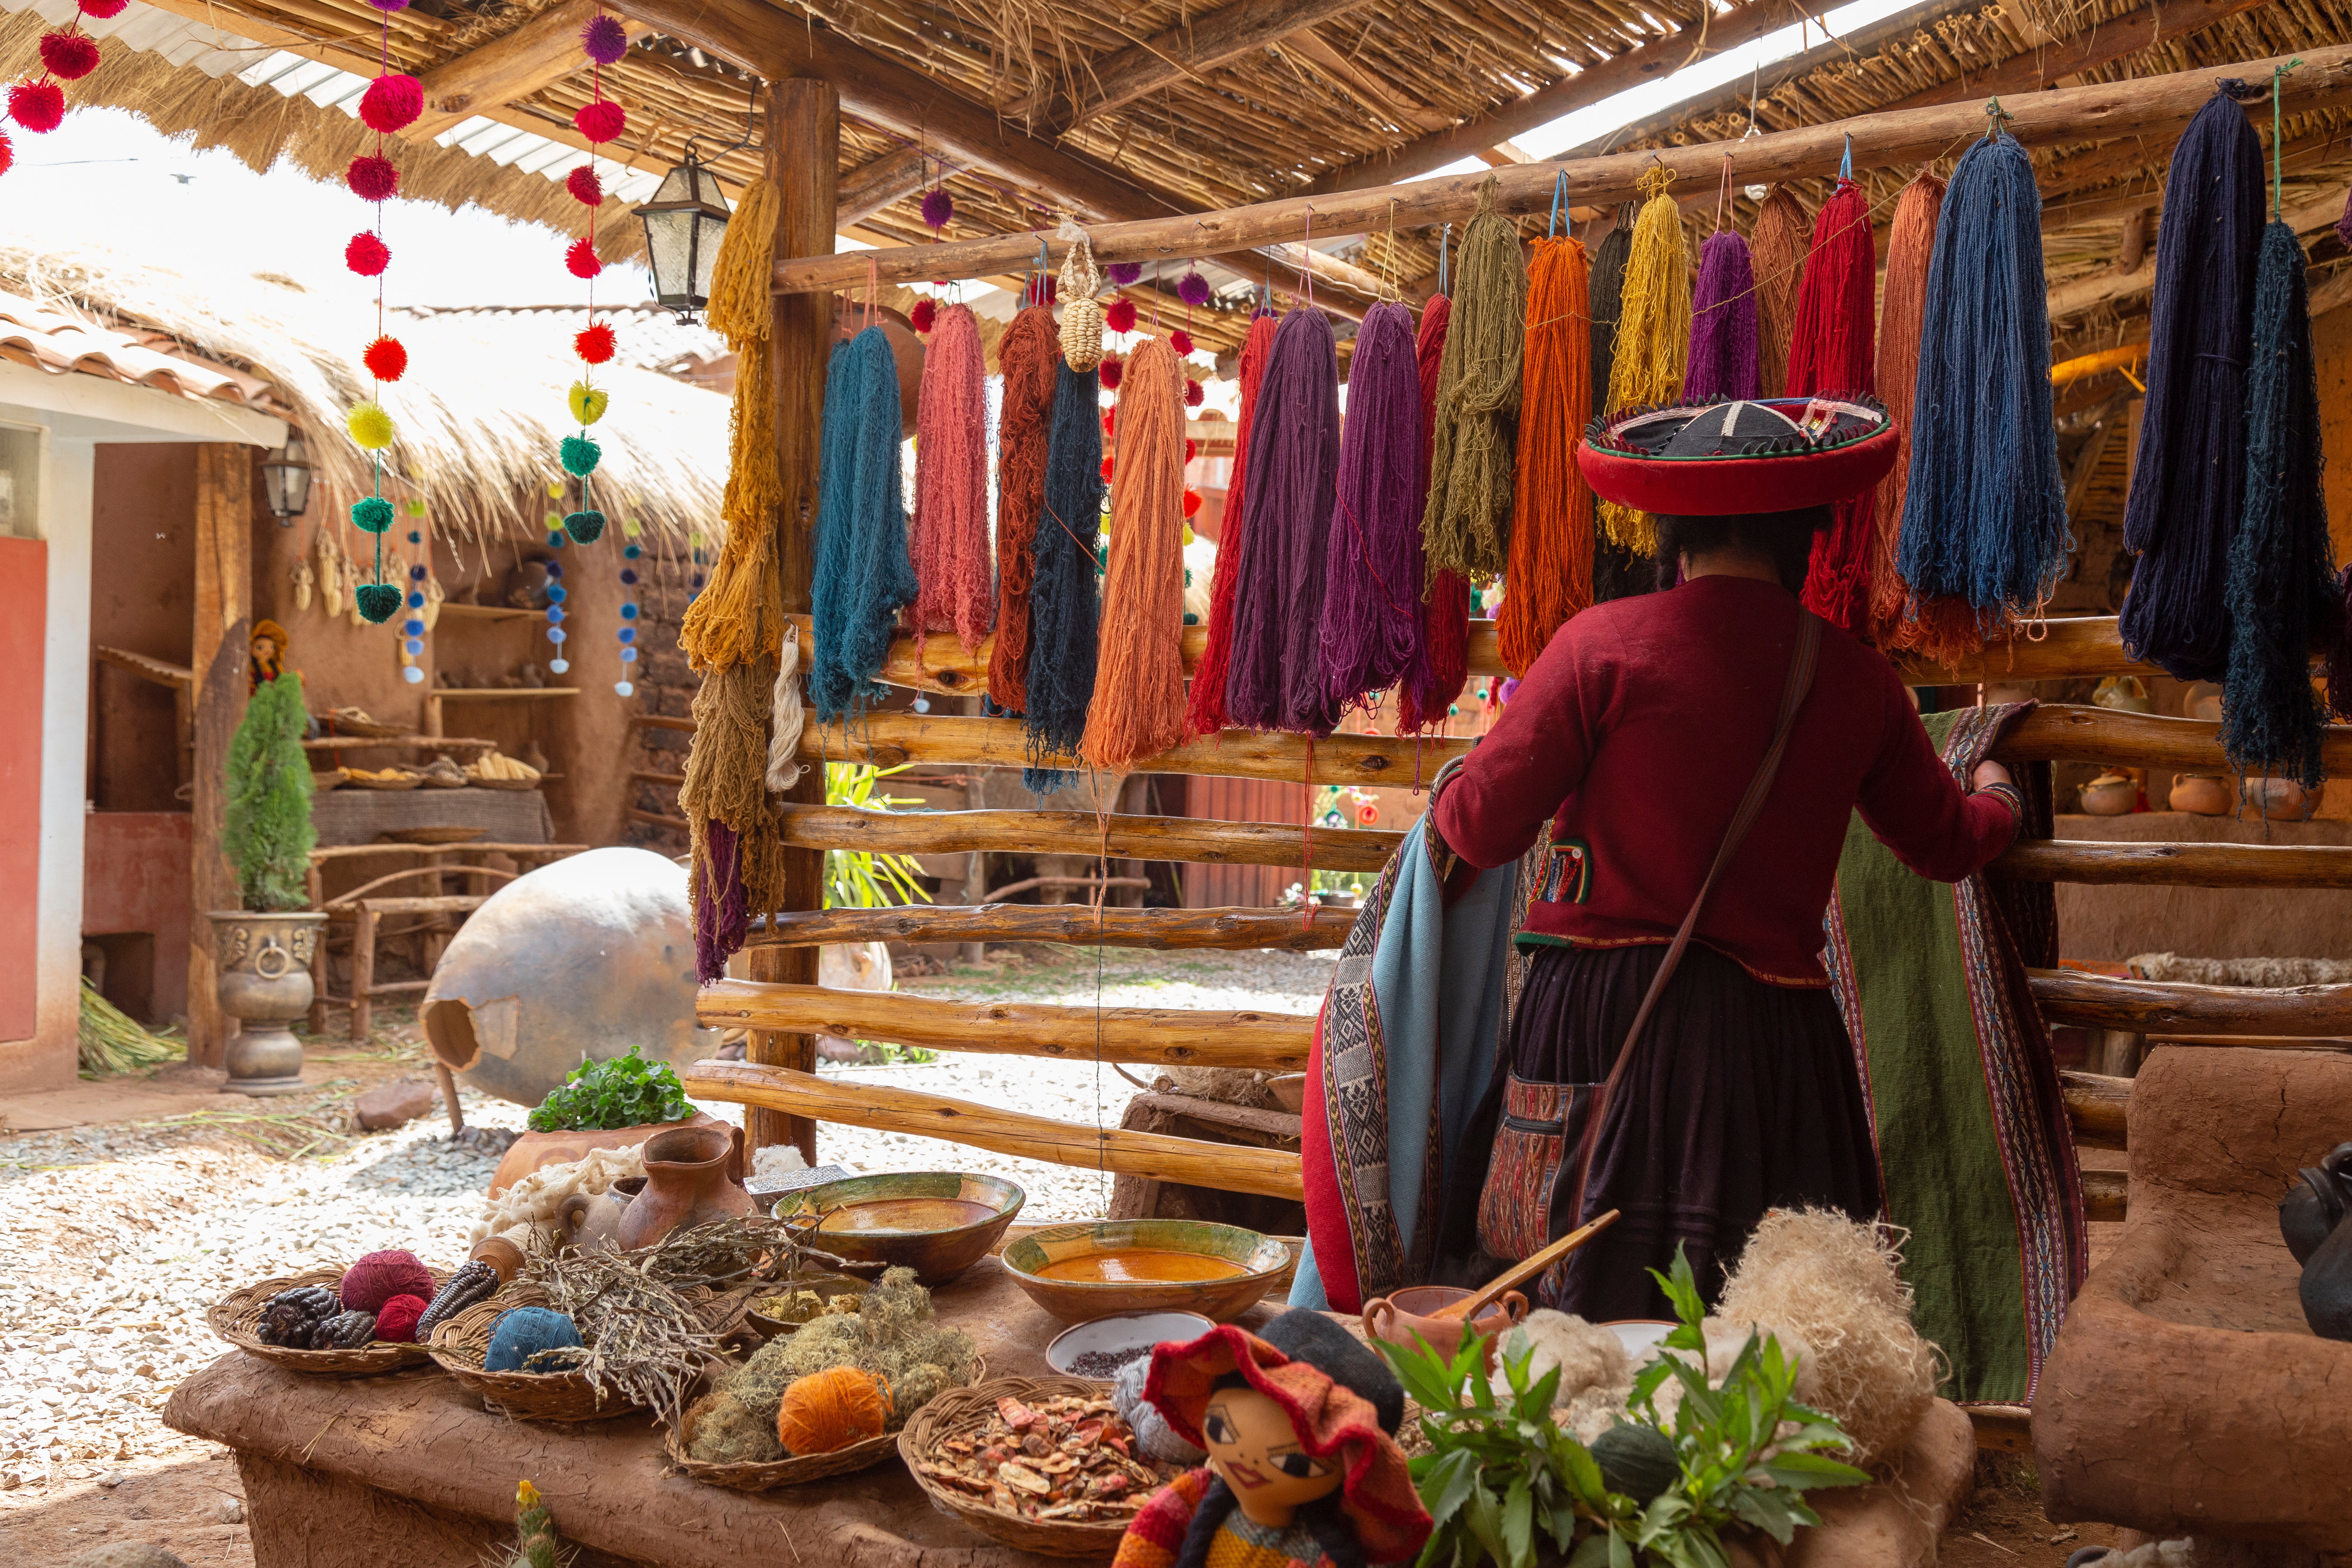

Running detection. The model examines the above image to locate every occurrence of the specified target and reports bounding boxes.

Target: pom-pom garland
[1169,328,1194,357]
[340,1249,434,1313]
[1099,356,1124,390]
[1105,297,1138,334]
[580,11,630,64]
[362,334,408,382]
[1100,456,1116,482]
[565,508,606,543]
[373,1294,427,1343]
[354,582,401,622]
[0,130,13,179]
[560,434,602,477]
[78,0,129,15]
[346,401,396,450]
[575,322,616,364]
[8,80,65,134]
[1105,261,1142,286]
[568,382,609,425]
[1184,378,1204,407]
[362,0,410,12]
[909,296,937,334]
[345,232,390,276]
[920,187,954,231]
[1183,488,1202,517]
[776,1366,892,1455]
[485,1306,584,1372]
[347,154,399,202]
[565,237,603,279]
[358,72,422,134]
[573,99,625,144]
[39,30,101,80]
[566,165,601,206]
[1176,267,1212,307]
[1184,438,1197,462]
[351,496,395,533]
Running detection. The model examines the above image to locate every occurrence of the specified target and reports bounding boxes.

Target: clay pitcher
[616,1126,752,1249]
[1362,1284,1530,1374]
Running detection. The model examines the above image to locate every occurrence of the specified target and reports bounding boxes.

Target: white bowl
[1606,1320,1677,1360]
[1044,1311,1216,1380]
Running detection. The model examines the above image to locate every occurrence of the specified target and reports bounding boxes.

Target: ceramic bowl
[1605,1320,1677,1360]
[1266,1074,1308,1115]
[1000,1219,1291,1323]
[1044,1310,1216,1380]
[774,1171,1024,1285]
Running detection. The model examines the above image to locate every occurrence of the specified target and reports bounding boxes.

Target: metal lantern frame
[259,431,313,524]
[634,144,734,325]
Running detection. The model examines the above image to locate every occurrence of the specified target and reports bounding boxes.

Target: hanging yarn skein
[1082,336,1190,771]
[1225,308,1343,735]
[986,305,1060,714]
[1585,217,1650,605]
[1870,168,1960,653]
[908,301,993,650]
[1498,238,1593,676]
[2119,89,2265,683]
[1422,176,1526,583]
[1684,230,1759,402]
[1319,302,1426,709]
[809,326,919,722]
[1400,294,1470,734]
[1597,168,1691,557]
[1895,135,2068,647]
[1749,186,1808,400]
[1186,309,1278,740]
[1785,173,1878,634]
[1023,357,1105,789]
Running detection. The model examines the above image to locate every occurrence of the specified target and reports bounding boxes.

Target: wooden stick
[750,903,1354,951]
[1433,1211,1622,1322]
[2083,1169,2126,1224]
[777,804,1402,869]
[2059,1069,2129,1151]
[2027,969,2352,1038]
[1997,708,2352,773]
[695,980,1313,1070]
[1996,840,2352,889]
[681,1061,1308,1200]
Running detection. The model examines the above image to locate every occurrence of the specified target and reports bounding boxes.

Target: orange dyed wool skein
[1081,336,1189,772]
[1500,236,1593,677]
[776,1366,891,1455]
[910,301,995,650]
[1749,187,1808,401]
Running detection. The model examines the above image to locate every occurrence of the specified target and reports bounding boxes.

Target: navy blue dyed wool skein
[1023,362,1105,790]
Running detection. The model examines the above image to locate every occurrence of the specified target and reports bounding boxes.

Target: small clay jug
[2281,1142,2352,1264]
[557,1176,645,1255]
[2077,775,2137,816]
[2242,775,2313,821]
[616,1125,752,1250]
[1362,1284,1529,1374]
[2168,775,2233,815]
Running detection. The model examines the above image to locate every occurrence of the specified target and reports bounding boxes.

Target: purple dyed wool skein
[1318,301,1427,712]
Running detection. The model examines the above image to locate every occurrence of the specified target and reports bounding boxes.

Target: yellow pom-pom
[346,401,396,451]
[776,1366,891,1455]
[569,381,610,426]
[621,517,643,539]
[1182,525,1196,546]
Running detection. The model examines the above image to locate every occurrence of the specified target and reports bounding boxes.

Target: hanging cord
[1300,737,1316,933]
[1839,131,1853,180]
[1983,96,2015,143]
[1299,211,1315,312]
[1437,223,1451,297]
[1715,152,1735,232]
[2272,59,2302,218]
[1547,169,1568,240]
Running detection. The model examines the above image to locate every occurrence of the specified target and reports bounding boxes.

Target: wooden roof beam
[838,144,931,227]
[1006,0,1378,130]
[411,0,652,139]
[1871,0,2271,117]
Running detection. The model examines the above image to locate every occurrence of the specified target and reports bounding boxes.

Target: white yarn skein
[767,621,808,792]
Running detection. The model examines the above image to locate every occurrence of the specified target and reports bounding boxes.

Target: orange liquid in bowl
[1033,1249,1249,1284]
[815,1197,998,1234]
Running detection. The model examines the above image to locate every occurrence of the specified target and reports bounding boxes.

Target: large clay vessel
[616,1124,753,1249]
[2280,1141,2352,1264]
[208,911,328,1096]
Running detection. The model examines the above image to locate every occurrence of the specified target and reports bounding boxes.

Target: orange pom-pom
[776,1366,891,1455]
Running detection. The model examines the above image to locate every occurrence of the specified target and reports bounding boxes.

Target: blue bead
[406,530,422,544]
[407,592,425,609]
[623,543,641,559]
[618,627,635,643]
[404,638,423,656]
[404,618,424,635]
[690,574,705,589]
[549,657,569,673]
[548,584,567,603]
[548,628,567,644]
[546,606,565,624]
[401,666,424,684]
[619,569,638,585]
[546,562,564,579]
[620,646,637,662]
[614,680,634,696]
[619,603,638,619]
[547,532,566,548]
[409,565,426,580]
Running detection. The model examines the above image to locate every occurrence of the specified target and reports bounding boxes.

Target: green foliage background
[224,672,317,911]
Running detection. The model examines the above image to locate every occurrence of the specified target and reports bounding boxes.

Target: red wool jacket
[1432,576,2018,987]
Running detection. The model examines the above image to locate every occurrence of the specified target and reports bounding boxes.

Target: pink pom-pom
[0,129,12,178]
[1099,356,1124,391]
[373,1295,428,1344]
[1176,267,1212,308]
[575,322,616,364]
[1184,378,1204,407]
[566,165,602,206]
[362,334,407,382]
[8,80,65,135]
[358,72,422,134]
[1104,297,1137,334]
[77,0,129,15]
[580,11,630,64]
[573,99,625,144]
[347,154,399,202]
[1105,261,1141,286]
[920,187,953,231]
[909,297,937,334]
[345,231,390,276]
[1168,328,1193,356]
[565,237,603,279]
[39,31,101,81]
[339,1249,434,1313]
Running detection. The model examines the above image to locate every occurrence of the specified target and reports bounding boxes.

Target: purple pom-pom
[362,0,409,13]
[920,187,953,231]
[1176,267,1211,308]
[1105,261,1141,287]
[580,12,630,65]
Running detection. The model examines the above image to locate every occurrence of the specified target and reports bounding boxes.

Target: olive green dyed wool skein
[1421,177,1527,584]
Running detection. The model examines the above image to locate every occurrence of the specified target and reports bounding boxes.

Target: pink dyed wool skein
[908,302,995,650]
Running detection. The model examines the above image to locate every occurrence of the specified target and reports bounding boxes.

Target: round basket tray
[665,1354,986,1493]
[425,1283,648,1422]
[325,708,405,738]
[466,774,541,790]
[897,1377,1145,1557]
[340,771,423,790]
[207,1265,448,1377]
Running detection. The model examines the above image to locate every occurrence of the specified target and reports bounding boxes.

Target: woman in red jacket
[1433,396,2022,1317]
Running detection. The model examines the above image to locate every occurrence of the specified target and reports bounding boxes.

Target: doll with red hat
[1113,1308,1431,1568]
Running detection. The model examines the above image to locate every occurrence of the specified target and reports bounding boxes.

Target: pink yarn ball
[339,1250,434,1313]
[358,72,422,134]
[580,12,630,65]
[566,165,601,206]
[1168,328,1193,356]
[565,237,603,279]
[77,0,129,16]
[8,80,66,135]
[39,31,101,81]
[346,231,391,276]
[373,1295,428,1344]
[1183,378,1204,407]
[573,99,625,144]
[347,154,399,202]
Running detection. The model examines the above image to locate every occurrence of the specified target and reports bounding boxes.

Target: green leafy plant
[224,671,317,911]
[824,763,932,910]
[528,1044,692,1132]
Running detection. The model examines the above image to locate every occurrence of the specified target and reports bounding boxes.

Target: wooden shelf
[435,603,545,622]
[432,688,579,699]
[302,735,496,751]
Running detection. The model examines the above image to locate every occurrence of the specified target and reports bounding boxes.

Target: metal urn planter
[209,910,328,1096]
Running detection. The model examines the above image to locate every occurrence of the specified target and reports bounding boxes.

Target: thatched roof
[0,228,726,542]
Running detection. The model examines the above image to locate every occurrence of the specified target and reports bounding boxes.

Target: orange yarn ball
[776,1366,891,1455]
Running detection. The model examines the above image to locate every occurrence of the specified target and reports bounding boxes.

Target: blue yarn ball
[620,646,637,662]
[484,1307,583,1372]
[623,544,641,559]
[547,531,567,548]
[620,569,639,585]
[404,618,424,635]
[548,584,568,603]
[547,606,565,625]
[617,627,634,643]
[409,564,427,580]
[559,435,602,478]
[351,496,395,534]
[407,592,425,609]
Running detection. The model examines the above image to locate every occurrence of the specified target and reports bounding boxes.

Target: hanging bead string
[342,0,421,626]
[4,0,118,171]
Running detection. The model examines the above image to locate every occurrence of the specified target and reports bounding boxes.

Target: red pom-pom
[339,1250,434,1313]
[909,297,937,334]
[1184,438,1198,462]
[1101,409,1115,437]
[372,1294,428,1343]
[1182,489,1202,518]
[580,11,630,65]
[565,237,603,279]
[1169,328,1194,357]
[0,129,13,178]
[1099,457,1115,482]
[566,165,602,206]
[39,31,101,81]
[358,72,422,134]
[575,322,616,364]
[8,80,65,135]
[1099,356,1124,390]
[347,154,399,202]
[573,99,626,144]
[1184,378,1204,407]
[1105,297,1137,334]
[78,0,129,15]
[345,231,390,276]
[362,334,407,382]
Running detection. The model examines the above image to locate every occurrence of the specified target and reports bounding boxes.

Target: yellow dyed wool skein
[776,1366,893,1455]
[1597,165,1691,557]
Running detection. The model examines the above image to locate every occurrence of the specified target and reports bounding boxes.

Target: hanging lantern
[634,146,731,324]
[259,432,313,524]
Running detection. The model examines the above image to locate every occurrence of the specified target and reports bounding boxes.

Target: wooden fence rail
[2025,970,2352,1037]
[751,903,1354,952]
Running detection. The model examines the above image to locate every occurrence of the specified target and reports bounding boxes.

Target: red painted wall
[0,536,46,1042]
[83,811,192,1025]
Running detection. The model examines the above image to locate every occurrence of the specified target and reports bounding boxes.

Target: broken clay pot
[2279,1141,2352,1264]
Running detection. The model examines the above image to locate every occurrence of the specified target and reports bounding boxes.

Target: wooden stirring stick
[1430,1209,1622,1322]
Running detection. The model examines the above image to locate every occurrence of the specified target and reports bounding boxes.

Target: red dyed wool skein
[39,30,102,80]
[1785,177,1878,635]
[339,1250,434,1313]
[8,80,66,134]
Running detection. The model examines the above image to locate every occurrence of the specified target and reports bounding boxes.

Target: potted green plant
[210,668,325,1096]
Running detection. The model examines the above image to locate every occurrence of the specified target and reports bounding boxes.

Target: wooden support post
[188,445,252,1071]
[745,76,837,1167]
[349,904,377,1043]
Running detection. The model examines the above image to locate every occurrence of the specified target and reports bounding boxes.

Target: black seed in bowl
[1066,1346,1149,1380]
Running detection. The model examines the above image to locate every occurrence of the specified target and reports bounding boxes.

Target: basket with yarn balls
[426,1283,648,1423]
[668,1266,983,1490]
[207,1260,452,1376]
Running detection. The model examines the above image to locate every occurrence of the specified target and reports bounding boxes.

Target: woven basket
[207,1265,447,1377]
[340,770,422,790]
[665,1354,986,1493]
[897,1377,1143,1557]
[466,774,540,790]
[426,1284,648,1422]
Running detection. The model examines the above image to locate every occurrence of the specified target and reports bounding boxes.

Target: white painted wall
[35,438,94,1074]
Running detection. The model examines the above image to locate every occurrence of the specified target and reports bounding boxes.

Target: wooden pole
[2027,969,2352,1038]
[2060,1069,2130,1151]
[188,445,252,1071]
[777,805,1400,871]
[746,77,837,1166]
[1994,840,2352,889]
[750,903,1354,951]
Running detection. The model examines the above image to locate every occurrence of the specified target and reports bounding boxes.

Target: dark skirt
[1491,940,1881,1320]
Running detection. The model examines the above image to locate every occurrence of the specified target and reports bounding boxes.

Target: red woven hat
[1578,394,1898,516]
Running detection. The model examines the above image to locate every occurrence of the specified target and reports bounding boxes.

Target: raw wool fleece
[1161,1065,1280,1109]
[469,1145,647,1245]
[2129,952,2352,987]
[1523,1310,1818,1444]
[1714,1208,1937,1468]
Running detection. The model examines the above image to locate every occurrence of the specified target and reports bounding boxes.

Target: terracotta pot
[1361,1284,1529,1374]
[616,1124,753,1249]
[555,1176,645,1254]
[2077,777,2138,816]
[486,1112,724,1197]
[2243,776,2314,821]
[207,910,328,1097]
[2168,775,2233,816]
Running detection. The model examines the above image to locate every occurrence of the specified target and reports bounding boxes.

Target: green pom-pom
[560,434,602,477]
[564,509,606,544]
[351,496,395,534]
[353,584,401,623]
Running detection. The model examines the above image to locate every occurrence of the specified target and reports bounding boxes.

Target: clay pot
[2242,776,2314,821]
[1362,1284,1529,1374]
[2092,675,2153,714]
[2183,681,2225,722]
[2077,776,2138,816]
[2168,775,2233,816]
[486,1111,724,1197]
[616,1125,753,1250]
[2281,1142,2352,1265]
[556,1176,645,1254]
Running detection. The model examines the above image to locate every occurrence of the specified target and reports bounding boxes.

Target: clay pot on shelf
[2243,776,2314,821]
[2092,675,2153,714]
[1362,1284,1530,1375]
[2183,681,2225,723]
[2168,775,2233,816]
[2077,775,2138,816]
[616,1124,753,1249]
[207,910,329,1097]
